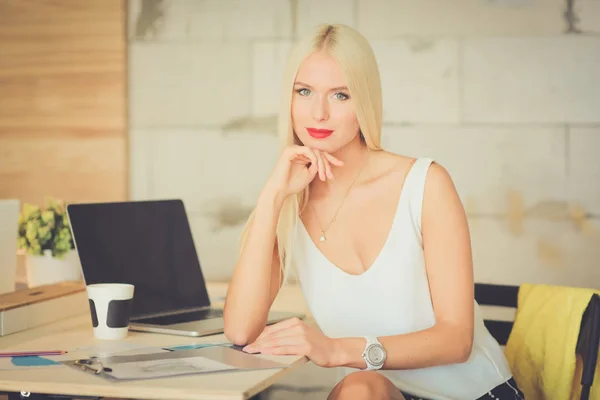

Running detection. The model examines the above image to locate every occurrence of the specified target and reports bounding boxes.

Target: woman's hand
[264,145,344,199]
[241,317,340,368]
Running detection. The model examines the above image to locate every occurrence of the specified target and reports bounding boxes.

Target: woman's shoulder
[378,151,452,180]
[372,152,455,194]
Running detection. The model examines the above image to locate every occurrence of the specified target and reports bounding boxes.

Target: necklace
[310,154,369,243]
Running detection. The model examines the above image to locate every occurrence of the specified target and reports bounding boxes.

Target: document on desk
[63,345,290,381]
[0,343,233,371]
[73,342,165,358]
[101,355,236,380]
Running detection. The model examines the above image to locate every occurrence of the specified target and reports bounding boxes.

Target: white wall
[128,0,600,287]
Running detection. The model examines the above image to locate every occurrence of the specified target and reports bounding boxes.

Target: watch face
[367,345,385,365]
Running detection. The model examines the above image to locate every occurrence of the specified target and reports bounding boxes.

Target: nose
[311,94,329,122]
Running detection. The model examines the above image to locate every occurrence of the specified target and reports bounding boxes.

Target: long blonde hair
[239,24,383,285]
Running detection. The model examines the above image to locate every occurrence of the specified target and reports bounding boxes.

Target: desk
[0,283,313,400]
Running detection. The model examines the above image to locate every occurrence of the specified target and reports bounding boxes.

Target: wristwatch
[361,336,386,370]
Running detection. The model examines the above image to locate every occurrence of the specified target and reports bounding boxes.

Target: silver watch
[361,336,386,370]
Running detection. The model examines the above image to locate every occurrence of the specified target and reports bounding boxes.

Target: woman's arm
[223,187,286,346]
[241,163,474,369]
[334,163,475,369]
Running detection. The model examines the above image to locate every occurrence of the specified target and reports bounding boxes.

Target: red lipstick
[306,128,334,139]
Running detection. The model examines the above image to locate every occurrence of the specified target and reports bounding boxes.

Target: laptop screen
[67,199,211,318]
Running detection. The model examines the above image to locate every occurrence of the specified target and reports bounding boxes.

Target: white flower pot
[25,249,82,287]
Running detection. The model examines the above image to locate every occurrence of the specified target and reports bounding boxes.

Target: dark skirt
[401,377,525,400]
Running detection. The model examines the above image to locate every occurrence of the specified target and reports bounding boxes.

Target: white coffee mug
[86,283,135,340]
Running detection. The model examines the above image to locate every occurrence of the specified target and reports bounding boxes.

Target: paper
[106,356,236,380]
[63,345,290,381]
[74,342,167,358]
[0,343,228,371]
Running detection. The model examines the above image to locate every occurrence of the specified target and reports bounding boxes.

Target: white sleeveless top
[292,157,513,400]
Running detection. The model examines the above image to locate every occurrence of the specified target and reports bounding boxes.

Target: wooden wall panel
[0,0,127,206]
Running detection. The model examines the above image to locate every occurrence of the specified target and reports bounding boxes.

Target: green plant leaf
[25,220,39,242]
[18,198,73,260]
[40,210,55,227]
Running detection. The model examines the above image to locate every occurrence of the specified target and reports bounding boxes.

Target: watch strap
[362,336,384,371]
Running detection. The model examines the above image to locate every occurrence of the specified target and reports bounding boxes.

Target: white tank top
[292,157,513,400]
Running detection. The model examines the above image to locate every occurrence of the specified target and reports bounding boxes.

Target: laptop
[66,199,303,337]
[0,199,20,295]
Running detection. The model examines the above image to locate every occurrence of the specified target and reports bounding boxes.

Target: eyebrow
[294,81,349,92]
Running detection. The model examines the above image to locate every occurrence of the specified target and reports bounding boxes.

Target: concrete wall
[128,0,600,287]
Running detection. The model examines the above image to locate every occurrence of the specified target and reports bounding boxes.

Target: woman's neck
[310,136,370,198]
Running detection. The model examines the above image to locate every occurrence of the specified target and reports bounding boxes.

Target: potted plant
[17,197,81,287]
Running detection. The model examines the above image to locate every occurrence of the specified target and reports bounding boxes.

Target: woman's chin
[298,136,337,151]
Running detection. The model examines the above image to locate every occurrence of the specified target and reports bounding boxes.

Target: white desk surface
[0,283,312,400]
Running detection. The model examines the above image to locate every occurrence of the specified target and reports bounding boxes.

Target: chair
[475,283,600,400]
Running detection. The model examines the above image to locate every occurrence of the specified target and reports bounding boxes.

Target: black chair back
[474,283,519,345]
[576,293,600,400]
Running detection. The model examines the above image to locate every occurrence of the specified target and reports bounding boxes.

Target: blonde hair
[239,24,383,286]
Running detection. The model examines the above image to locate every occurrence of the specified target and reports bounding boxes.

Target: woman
[223,24,524,400]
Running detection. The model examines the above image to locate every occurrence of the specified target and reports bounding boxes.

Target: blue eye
[296,88,311,96]
[333,92,349,101]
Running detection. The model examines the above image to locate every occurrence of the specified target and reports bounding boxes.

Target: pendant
[319,231,326,243]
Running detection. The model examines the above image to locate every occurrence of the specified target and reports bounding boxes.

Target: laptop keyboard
[135,308,223,326]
